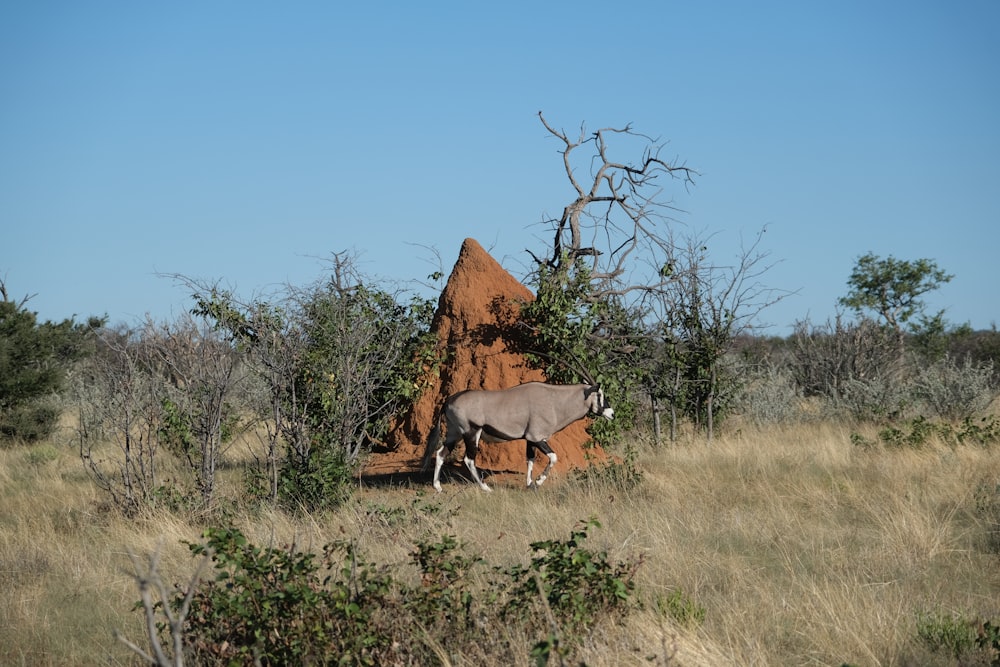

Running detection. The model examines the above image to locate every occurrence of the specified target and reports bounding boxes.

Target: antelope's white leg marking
[526,458,535,488]
[535,451,557,486]
[463,456,491,492]
[432,446,445,493]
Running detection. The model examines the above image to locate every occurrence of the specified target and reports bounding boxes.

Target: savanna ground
[2,418,999,666]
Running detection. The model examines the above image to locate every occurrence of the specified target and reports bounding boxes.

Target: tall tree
[524,115,785,441]
[0,279,103,441]
[839,252,953,352]
[523,114,697,438]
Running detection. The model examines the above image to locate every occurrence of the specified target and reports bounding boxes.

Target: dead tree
[78,324,162,516]
[533,111,697,299]
[525,115,788,442]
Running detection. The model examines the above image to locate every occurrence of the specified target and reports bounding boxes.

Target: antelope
[422,382,614,492]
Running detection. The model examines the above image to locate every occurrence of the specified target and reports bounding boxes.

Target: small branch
[117,543,209,667]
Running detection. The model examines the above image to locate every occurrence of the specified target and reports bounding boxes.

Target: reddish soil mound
[364,238,608,482]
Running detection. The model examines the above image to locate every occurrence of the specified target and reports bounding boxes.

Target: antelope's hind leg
[432,442,448,493]
[432,429,461,493]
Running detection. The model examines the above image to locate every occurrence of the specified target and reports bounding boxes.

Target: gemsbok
[422,382,614,492]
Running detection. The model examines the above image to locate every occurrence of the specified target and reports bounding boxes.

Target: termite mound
[364,237,609,482]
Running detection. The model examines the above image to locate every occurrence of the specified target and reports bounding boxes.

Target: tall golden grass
[2,420,998,665]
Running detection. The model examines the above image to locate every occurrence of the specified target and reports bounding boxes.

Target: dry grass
[2,420,999,665]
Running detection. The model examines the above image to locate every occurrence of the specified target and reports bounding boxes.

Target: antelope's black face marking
[599,388,614,420]
[587,386,615,420]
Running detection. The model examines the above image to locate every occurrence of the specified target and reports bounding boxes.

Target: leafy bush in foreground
[500,518,638,634]
[156,519,639,665]
[179,527,393,665]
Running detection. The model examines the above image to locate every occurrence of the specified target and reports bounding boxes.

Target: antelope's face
[588,386,615,421]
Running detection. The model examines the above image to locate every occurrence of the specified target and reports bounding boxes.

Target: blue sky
[3,1,998,334]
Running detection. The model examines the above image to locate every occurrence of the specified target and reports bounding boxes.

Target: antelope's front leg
[533,440,557,487]
[525,441,537,489]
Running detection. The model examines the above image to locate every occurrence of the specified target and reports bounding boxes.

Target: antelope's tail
[421,412,444,473]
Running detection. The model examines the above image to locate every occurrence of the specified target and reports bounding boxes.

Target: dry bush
[913,355,997,421]
[730,361,803,425]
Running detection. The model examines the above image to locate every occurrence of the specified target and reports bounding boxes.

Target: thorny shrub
[914,355,996,421]
[731,361,802,425]
[831,373,912,422]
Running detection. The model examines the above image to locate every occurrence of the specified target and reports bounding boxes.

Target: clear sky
[3,1,998,334]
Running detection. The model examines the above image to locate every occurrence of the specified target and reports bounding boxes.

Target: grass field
[2,420,999,666]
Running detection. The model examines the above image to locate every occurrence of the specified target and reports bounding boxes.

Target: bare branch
[0,276,36,309]
[116,542,208,667]
[535,111,698,299]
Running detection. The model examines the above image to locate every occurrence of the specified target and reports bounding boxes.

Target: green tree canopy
[0,284,103,441]
[839,252,953,348]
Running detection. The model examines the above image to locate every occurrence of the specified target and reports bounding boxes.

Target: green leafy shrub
[957,415,1000,448]
[149,481,200,514]
[500,517,638,636]
[157,398,198,463]
[868,415,1000,451]
[0,290,102,443]
[916,609,979,659]
[980,620,1000,666]
[878,415,943,449]
[0,402,61,443]
[277,445,355,513]
[192,262,436,512]
[654,588,706,628]
[916,609,1000,665]
[850,432,877,451]
[151,519,641,665]
[519,258,642,444]
[407,535,482,635]
[174,527,393,666]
